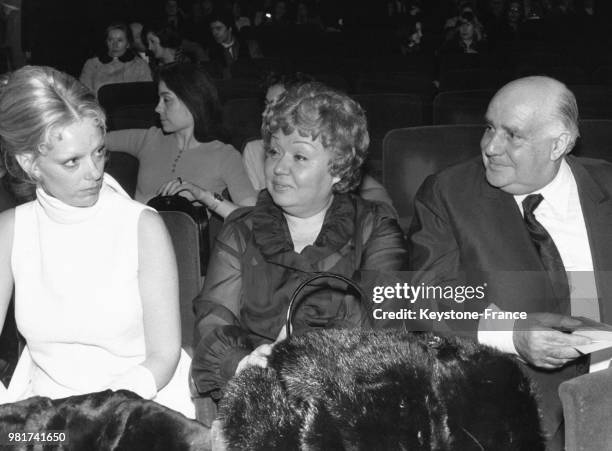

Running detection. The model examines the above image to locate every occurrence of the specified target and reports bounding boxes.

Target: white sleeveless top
[12,175,147,398]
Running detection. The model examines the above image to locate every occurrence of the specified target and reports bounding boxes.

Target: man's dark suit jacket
[408,155,612,441]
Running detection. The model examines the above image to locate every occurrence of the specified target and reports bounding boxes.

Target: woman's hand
[157,177,210,204]
[235,344,274,375]
[275,326,287,343]
[108,365,157,399]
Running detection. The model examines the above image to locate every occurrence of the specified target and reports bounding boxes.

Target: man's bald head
[481,76,579,194]
[494,76,579,147]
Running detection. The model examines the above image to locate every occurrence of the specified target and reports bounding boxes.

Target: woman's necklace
[171,138,190,173]
[171,146,185,173]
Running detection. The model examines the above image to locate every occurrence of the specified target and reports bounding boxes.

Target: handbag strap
[285,272,369,339]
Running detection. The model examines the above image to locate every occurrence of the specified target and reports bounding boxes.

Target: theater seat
[571,85,612,120]
[106,151,139,199]
[97,82,157,115]
[0,177,16,213]
[109,104,158,131]
[383,125,484,231]
[158,211,202,354]
[438,68,512,92]
[432,89,495,125]
[559,367,612,451]
[214,78,261,103]
[222,97,262,151]
[354,93,425,169]
[573,119,612,163]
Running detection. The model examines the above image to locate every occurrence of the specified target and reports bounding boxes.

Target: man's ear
[550,132,573,161]
[15,153,40,179]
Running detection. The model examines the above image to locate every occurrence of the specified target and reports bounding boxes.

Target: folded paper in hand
[571,317,612,354]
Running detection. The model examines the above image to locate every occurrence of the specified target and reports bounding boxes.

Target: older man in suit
[408,76,612,449]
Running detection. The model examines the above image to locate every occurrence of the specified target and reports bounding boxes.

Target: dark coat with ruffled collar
[192,191,407,399]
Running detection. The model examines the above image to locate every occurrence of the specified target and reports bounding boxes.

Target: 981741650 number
[1,431,68,445]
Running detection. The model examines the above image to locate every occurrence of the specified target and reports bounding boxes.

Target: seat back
[105,152,140,199]
[98,82,157,115]
[109,104,158,131]
[559,367,612,451]
[383,125,484,230]
[573,119,612,163]
[222,97,262,151]
[353,93,425,163]
[214,78,261,103]
[571,85,612,120]
[0,177,16,213]
[353,73,434,99]
[432,89,495,125]
[159,211,202,353]
[438,67,512,92]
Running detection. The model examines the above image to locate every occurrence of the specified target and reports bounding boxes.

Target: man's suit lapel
[475,168,569,314]
[568,156,612,323]
[477,171,545,270]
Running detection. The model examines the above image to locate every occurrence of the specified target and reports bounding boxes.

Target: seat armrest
[559,366,612,451]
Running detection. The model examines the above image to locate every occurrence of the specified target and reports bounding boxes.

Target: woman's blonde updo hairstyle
[0,66,106,200]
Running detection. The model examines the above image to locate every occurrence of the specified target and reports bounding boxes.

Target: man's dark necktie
[522,194,570,308]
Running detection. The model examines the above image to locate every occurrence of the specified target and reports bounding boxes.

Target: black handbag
[285,272,372,338]
[146,194,210,275]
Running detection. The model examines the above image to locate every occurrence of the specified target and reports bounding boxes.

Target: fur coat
[219,329,544,450]
[0,390,208,450]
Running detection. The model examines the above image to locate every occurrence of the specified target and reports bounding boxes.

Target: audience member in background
[208,11,252,77]
[271,0,291,26]
[129,21,149,61]
[145,24,186,66]
[183,0,216,49]
[258,0,292,27]
[106,63,256,216]
[443,1,485,42]
[0,65,194,417]
[385,0,413,25]
[502,1,525,39]
[243,74,397,216]
[163,0,187,31]
[192,83,407,413]
[79,22,151,97]
[254,0,274,26]
[440,9,486,53]
[231,0,252,30]
[145,24,207,68]
[394,15,425,55]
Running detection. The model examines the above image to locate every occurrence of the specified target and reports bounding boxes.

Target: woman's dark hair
[155,63,224,142]
[207,10,235,31]
[147,23,182,50]
[460,10,475,23]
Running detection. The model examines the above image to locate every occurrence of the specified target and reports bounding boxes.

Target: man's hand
[513,313,592,369]
[235,344,274,375]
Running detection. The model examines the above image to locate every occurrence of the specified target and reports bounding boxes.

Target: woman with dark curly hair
[191,82,407,417]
